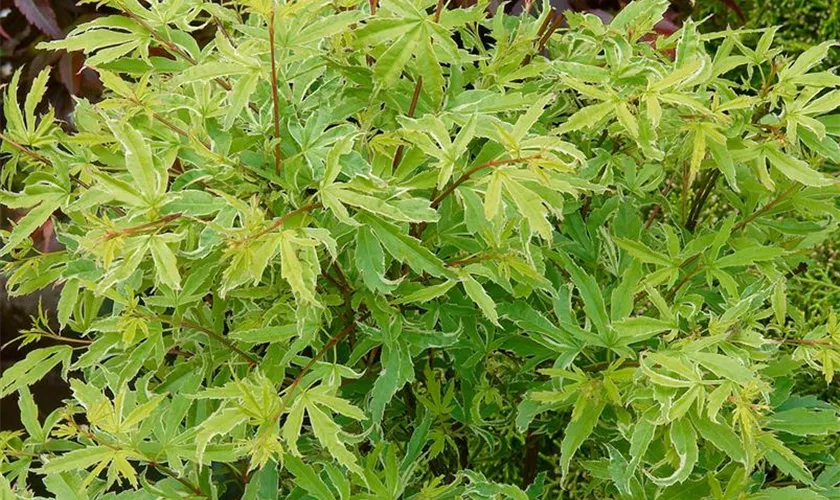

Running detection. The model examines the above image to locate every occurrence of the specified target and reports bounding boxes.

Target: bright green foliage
[1,0,840,497]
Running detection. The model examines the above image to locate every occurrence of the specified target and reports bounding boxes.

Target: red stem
[268,6,283,175]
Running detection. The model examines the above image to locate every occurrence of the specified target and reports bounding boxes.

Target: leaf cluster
[1,0,839,498]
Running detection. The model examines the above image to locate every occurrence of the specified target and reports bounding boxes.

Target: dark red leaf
[13,0,63,39]
[57,51,81,96]
[654,18,679,36]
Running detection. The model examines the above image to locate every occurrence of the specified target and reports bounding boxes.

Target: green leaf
[307,402,363,477]
[175,62,249,85]
[762,434,813,484]
[195,408,248,466]
[25,69,51,132]
[161,191,227,216]
[112,122,167,199]
[370,343,413,423]
[560,393,605,478]
[57,279,80,329]
[279,235,317,303]
[557,102,615,135]
[224,72,260,130]
[764,146,833,187]
[284,455,336,500]
[503,177,553,240]
[242,459,279,500]
[41,446,114,474]
[715,246,784,268]
[611,0,669,34]
[18,387,43,442]
[231,325,297,343]
[0,346,72,398]
[357,212,451,278]
[393,280,457,304]
[772,280,787,325]
[647,418,698,486]
[685,351,754,385]
[708,139,739,192]
[748,487,828,500]
[767,409,840,436]
[786,41,836,77]
[550,252,610,336]
[43,472,89,500]
[614,238,674,267]
[612,316,674,344]
[691,412,746,464]
[356,226,399,294]
[0,195,62,257]
[373,27,420,88]
[148,236,181,290]
[461,274,499,326]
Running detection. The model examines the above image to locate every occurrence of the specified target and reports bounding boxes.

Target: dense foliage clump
[699,0,840,68]
[1,0,840,497]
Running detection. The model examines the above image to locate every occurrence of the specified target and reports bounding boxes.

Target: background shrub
[698,0,840,68]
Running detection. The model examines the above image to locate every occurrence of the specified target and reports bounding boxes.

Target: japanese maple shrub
[1,0,840,497]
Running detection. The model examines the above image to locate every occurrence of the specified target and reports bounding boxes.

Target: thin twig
[433,0,445,22]
[773,338,840,349]
[103,213,182,240]
[122,10,232,92]
[680,162,689,225]
[431,155,542,209]
[732,184,799,232]
[233,203,321,246]
[522,9,555,66]
[665,267,702,301]
[141,313,259,367]
[40,333,94,345]
[0,132,121,215]
[580,360,639,372]
[685,170,720,232]
[392,76,423,172]
[268,5,283,175]
[665,183,798,300]
[537,12,565,52]
[0,132,51,164]
[446,253,496,268]
[274,310,370,420]
[643,183,673,231]
[149,462,204,497]
[149,111,212,151]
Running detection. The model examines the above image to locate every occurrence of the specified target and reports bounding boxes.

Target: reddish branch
[0,132,51,164]
[268,6,283,175]
[122,10,232,92]
[665,185,800,299]
[431,154,542,208]
[433,0,445,23]
[103,213,183,239]
[147,313,259,367]
[732,184,799,232]
[391,0,446,172]
[274,310,371,420]
[775,338,840,349]
[537,12,565,52]
[391,76,423,172]
[234,203,321,245]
